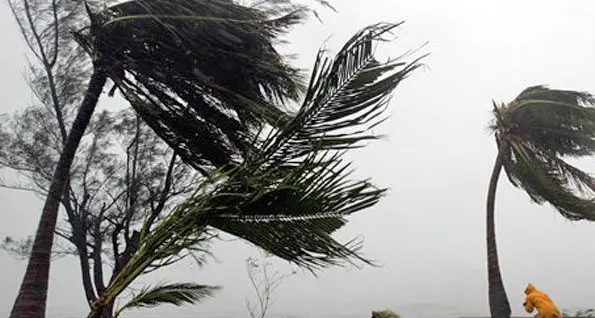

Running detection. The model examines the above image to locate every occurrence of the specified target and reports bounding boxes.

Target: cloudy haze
[2,0,595,317]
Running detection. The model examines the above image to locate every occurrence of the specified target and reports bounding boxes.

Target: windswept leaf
[115,283,220,317]
[87,22,425,317]
[74,0,311,171]
[492,85,595,221]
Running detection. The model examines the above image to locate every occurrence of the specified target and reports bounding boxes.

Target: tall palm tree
[87,22,426,317]
[487,85,595,317]
[10,1,311,317]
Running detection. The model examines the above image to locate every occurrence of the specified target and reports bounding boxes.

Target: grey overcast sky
[2,0,595,317]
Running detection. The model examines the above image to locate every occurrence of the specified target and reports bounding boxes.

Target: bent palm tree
[487,85,595,317]
[10,1,310,317]
[75,0,310,169]
[87,22,426,317]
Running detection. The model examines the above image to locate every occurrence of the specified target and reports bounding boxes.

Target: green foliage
[191,22,425,269]
[0,105,204,313]
[0,237,32,261]
[114,283,220,317]
[73,0,312,172]
[491,85,595,220]
[371,310,401,318]
[86,22,425,317]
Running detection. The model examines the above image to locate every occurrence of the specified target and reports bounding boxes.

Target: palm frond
[114,282,220,317]
[207,151,384,269]
[493,85,595,221]
[260,22,426,166]
[492,85,595,157]
[74,0,310,171]
[499,140,595,220]
[515,85,595,105]
[201,22,425,268]
[86,23,426,317]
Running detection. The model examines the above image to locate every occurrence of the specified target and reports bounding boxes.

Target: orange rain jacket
[523,283,561,318]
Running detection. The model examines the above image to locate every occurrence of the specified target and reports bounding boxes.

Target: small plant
[563,309,595,317]
[371,309,401,318]
[245,252,297,318]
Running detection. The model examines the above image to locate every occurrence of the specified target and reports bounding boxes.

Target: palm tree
[10,1,312,316]
[86,22,426,317]
[487,85,595,317]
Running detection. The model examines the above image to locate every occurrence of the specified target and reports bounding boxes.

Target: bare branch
[49,0,59,67]
[92,209,106,295]
[6,0,42,61]
[0,180,44,195]
[245,252,296,318]
[146,153,177,230]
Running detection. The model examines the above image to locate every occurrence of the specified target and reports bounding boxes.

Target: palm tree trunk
[9,70,107,318]
[487,148,512,318]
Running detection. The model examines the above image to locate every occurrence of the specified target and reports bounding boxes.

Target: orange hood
[525,283,536,295]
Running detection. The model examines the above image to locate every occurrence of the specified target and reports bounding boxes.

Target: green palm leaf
[493,85,595,156]
[114,283,220,317]
[261,22,426,165]
[86,22,426,317]
[74,0,309,171]
[207,152,384,269]
[492,85,595,221]
[203,22,425,268]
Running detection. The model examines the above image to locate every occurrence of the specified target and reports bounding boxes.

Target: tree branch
[146,153,177,230]
[92,207,106,295]
[61,192,97,304]
[6,0,41,62]
[48,0,59,67]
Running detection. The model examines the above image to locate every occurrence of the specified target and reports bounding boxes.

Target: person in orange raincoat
[523,283,562,318]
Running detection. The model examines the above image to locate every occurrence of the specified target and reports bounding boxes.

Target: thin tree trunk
[89,300,115,318]
[487,148,511,318]
[9,69,107,318]
[99,302,115,318]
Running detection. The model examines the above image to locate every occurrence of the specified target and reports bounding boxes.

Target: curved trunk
[487,148,511,318]
[9,70,107,318]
